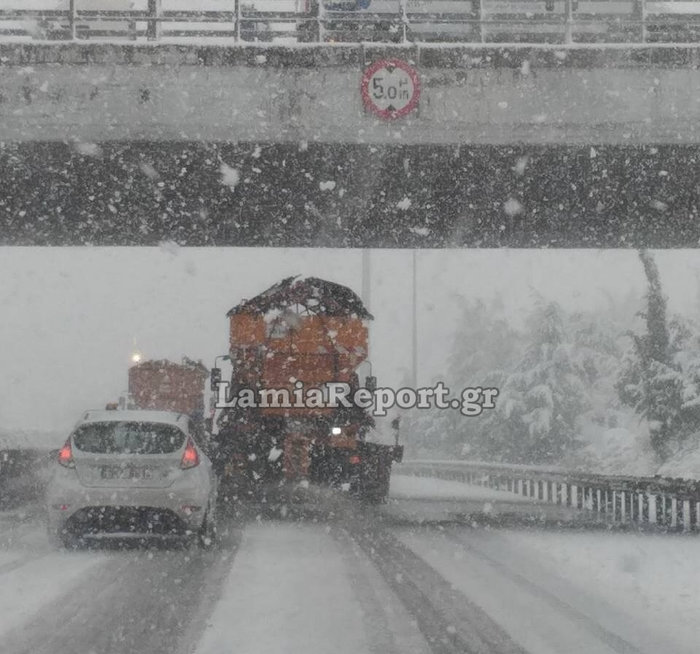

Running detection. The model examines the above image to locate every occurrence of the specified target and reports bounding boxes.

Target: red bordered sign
[361,59,420,120]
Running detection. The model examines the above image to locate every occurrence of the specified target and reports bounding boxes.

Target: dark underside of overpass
[1,141,699,248]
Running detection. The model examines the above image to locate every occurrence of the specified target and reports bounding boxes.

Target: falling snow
[220,163,240,190]
[503,197,523,216]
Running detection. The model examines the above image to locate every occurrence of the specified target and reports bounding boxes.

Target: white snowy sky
[2,247,700,432]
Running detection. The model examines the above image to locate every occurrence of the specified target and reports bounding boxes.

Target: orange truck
[212,276,402,503]
[128,358,209,426]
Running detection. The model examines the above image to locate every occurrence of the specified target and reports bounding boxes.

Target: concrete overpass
[1,42,700,144]
[1,39,700,247]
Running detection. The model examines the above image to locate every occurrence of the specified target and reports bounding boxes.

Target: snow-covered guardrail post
[316,0,324,44]
[601,489,609,518]
[641,492,650,523]
[634,0,646,43]
[147,0,161,41]
[659,495,668,526]
[69,0,77,40]
[628,491,639,523]
[679,499,690,531]
[676,497,685,531]
[400,461,700,532]
[564,0,573,44]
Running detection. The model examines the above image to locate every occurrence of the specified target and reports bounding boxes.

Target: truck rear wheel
[360,477,390,504]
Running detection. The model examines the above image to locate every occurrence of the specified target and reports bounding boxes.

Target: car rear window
[72,422,186,454]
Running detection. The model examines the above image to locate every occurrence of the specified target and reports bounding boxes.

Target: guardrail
[0,1,699,45]
[400,459,700,531]
[0,448,51,509]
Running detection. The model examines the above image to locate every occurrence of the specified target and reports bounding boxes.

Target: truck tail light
[181,438,200,469]
[349,455,361,465]
[58,439,75,468]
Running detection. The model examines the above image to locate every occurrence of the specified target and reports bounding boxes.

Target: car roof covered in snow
[226,275,373,320]
[75,409,190,429]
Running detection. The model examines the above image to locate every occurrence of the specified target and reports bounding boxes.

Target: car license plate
[100,465,153,480]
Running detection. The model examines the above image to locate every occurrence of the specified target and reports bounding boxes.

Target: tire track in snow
[0,552,128,653]
[332,526,433,654]
[330,499,528,654]
[0,524,243,654]
[0,552,48,575]
[440,530,651,654]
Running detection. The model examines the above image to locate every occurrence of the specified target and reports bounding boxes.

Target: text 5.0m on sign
[361,59,420,120]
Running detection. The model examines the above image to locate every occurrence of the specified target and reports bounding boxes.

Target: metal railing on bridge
[0,0,699,45]
[400,459,700,532]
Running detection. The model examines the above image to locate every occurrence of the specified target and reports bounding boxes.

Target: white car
[46,409,218,549]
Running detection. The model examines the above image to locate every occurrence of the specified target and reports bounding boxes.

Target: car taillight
[181,438,199,469]
[349,455,361,465]
[58,439,74,468]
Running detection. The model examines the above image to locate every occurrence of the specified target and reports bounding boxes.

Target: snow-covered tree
[401,296,523,459]
[616,250,681,458]
[490,299,589,463]
[401,403,455,458]
[668,315,700,432]
[566,310,625,430]
[444,297,522,457]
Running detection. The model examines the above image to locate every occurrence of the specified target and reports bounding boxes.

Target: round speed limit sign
[361,59,420,120]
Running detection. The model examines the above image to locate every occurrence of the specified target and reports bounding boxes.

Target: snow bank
[401,527,699,654]
[389,473,534,503]
[657,431,700,478]
[505,529,700,654]
[0,429,65,451]
[568,423,660,477]
[570,415,700,480]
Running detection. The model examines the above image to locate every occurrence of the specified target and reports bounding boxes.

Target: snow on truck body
[128,358,208,422]
[214,275,402,503]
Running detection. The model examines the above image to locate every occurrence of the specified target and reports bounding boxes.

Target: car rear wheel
[51,527,85,550]
[197,506,217,549]
[47,527,63,549]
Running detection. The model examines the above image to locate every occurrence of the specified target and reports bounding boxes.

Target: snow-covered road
[195,521,432,654]
[0,478,697,654]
